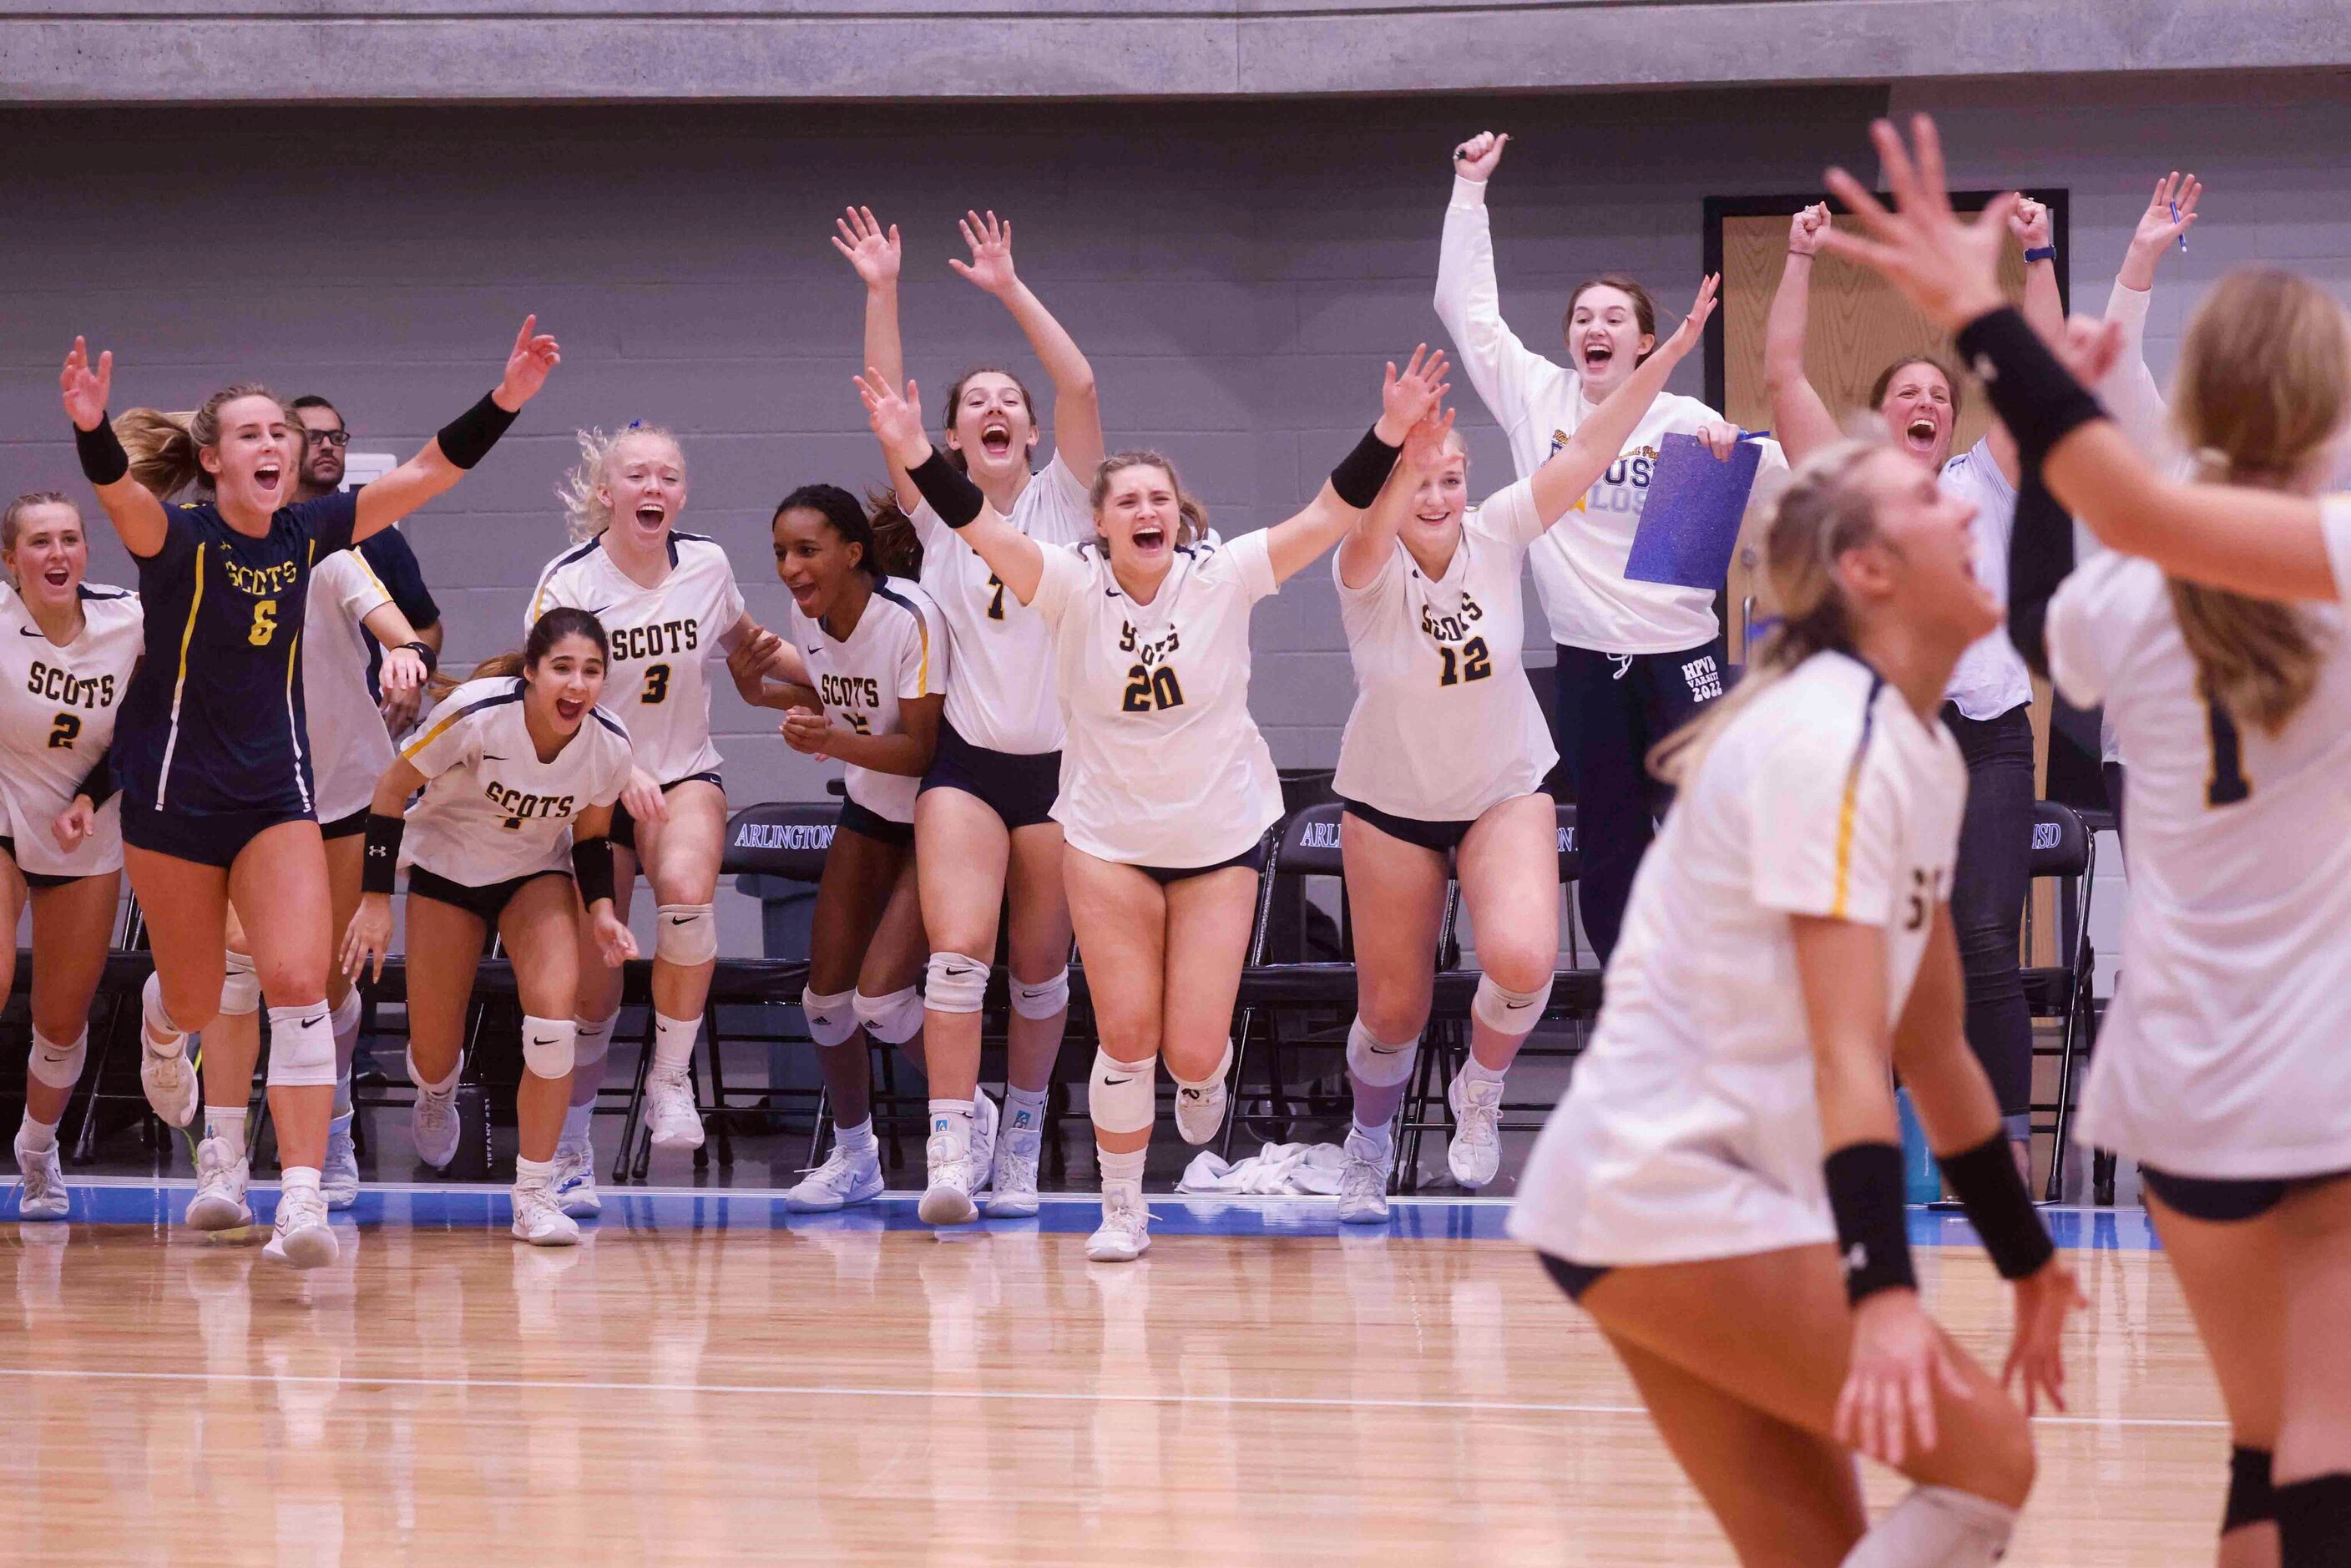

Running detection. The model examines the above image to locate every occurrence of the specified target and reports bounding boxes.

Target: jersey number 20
[1122,663,1185,713]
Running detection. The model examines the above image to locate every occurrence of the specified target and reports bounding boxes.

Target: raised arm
[951,210,1104,478]
[351,316,560,544]
[1433,132,1556,454]
[857,369,1045,604]
[2010,195,2065,342]
[833,207,917,512]
[1526,276,1720,529]
[60,338,169,557]
[1337,405,1458,589]
[1264,348,1446,586]
[1763,208,1848,464]
[2101,172,2200,457]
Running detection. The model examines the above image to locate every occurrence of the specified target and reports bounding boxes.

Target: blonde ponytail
[115,382,298,501]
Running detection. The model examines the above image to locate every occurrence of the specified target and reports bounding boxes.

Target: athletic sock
[332,1071,355,1120]
[2277,1474,2351,1565]
[514,1154,555,1189]
[1004,1085,1049,1134]
[928,1099,973,1157]
[204,1105,249,1161]
[281,1166,321,1198]
[1349,1117,1394,1160]
[651,1011,699,1075]
[560,1102,594,1146]
[835,1118,878,1157]
[17,1111,58,1154]
[1461,1055,1509,1087]
[1098,1145,1146,1196]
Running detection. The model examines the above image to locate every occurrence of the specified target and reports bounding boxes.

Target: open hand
[494,315,562,412]
[60,338,113,434]
[2132,171,2201,257]
[2001,1257,2085,1416]
[1834,1289,1972,1470]
[854,368,933,469]
[948,210,1019,296]
[832,206,902,289]
[1819,115,2016,333]
[1398,405,1459,473]
[340,893,396,984]
[1377,345,1451,443]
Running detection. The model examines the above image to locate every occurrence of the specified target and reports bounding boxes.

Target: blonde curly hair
[558,423,685,543]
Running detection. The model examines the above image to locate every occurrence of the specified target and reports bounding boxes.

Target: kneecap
[923,951,989,1014]
[521,1016,576,1079]
[1346,1017,1419,1088]
[801,986,859,1049]
[219,949,260,1018]
[264,1003,338,1088]
[854,984,925,1045]
[654,903,718,965]
[1088,1047,1156,1136]
[1471,972,1551,1035]
[1009,968,1070,1021]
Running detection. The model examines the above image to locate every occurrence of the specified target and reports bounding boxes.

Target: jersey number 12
[1438,637,1493,687]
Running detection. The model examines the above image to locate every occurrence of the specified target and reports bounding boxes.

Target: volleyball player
[1332,279,1720,1221]
[857,346,1444,1262]
[190,545,432,1227]
[531,423,772,1213]
[340,607,635,1246]
[1821,110,2351,1566]
[3,493,140,1219]
[1435,130,1787,964]
[62,316,558,1267]
[1511,434,2077,1565]
[728,483,946,1212]
[1764,195,2062,1175]
[837,205,1103,1222]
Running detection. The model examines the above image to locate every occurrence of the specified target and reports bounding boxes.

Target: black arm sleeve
[73,745,116,810]
[2006,458,2076,681]
[905,449,986,529]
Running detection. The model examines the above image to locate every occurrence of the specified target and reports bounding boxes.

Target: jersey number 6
[1121,663,1186,713]
[248,599,278,647]
[642,663,672,705]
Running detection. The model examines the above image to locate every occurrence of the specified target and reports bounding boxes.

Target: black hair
[434,606,609,697]
[772,483,922,578]
[290,394,344,427]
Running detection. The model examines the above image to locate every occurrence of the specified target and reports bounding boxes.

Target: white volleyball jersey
[1031,530,1285,867]
[1937,439,2034,721]
[913,453,1093,754]
[786,577,947,825]
[2048,496,2351,1179]
[1435,175,1787,655]
[1510,651,1965,1266]
[399,676,635,887]
[303,549,398,825]
[1332,480,1558,822]
[0,582,142,878]
[527,531,746,784]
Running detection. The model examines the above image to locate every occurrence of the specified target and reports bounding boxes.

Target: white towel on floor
[1176,1141,1348,1196]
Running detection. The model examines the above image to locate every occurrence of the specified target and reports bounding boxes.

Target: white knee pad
[653,903,718,966]
[1346,1016,1420,1088]
[853,984,925,1046]
[573,1014,616,1070]
[1840,1485,2016,1567]
[1472,973,1552,1036]
[1088,1048,1157,1136]
[264,1003,338,1089]
[219,949,260,1018]
[923,951,990,1015]
[801,985,859,1049]
[330,987,362,1038]
[521,1015,576,1080]
[407,1045,461,1095]
[28,1026,88,1090]
[1009,967,1070,1021]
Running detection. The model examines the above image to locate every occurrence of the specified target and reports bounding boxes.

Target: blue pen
[1737,428,1772,442]
[2170,200,2188,254]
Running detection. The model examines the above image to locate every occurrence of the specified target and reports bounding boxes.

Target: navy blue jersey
[356,525,441,700]
[116,492,360,817]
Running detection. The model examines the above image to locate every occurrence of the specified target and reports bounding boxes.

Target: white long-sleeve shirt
[1434,174,1786,655]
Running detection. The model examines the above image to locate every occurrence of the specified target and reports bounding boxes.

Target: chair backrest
[721,802,841,883]
[2028,800,2091,879]
[1270,801,1348,880]
[1556,802,1580,885]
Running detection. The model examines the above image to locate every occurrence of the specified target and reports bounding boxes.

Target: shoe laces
[196,1140,237,1185]
[19,1150,57,1199]
[279,1186,326,1227]
[515,1184,564,1227]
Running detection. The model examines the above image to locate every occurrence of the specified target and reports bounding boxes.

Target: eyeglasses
[305,429,351,449]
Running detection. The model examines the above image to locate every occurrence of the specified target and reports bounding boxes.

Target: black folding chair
[2022,799,2100,1202]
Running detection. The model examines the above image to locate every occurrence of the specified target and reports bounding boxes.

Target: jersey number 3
[642,663,672,705]
[248,599,278,647]
[1121,664,1185,713]
[2205,698,2252,807]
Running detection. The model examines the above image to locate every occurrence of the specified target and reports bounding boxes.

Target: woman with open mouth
[836,205,1104,1223]
[1436,131,1787,973]
[728,483,944,1213]
[528,424,778,1216]
[1330,278,1716,1222]
[340,607,636,1247]
[61,315,559,1267]
[1764,195,2062,1181]
[856,345,1445,1262]
[1,492,142,1222]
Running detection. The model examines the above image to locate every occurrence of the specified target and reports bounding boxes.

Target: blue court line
[3,1177,2162,1249]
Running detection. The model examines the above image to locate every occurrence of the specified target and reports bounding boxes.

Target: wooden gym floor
[2,1189,2217,1565]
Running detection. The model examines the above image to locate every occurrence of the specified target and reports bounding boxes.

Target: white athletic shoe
[140,1038,198,1130]
[967,1091,999,1197]
[1085,1187,1152,1262]
[13,1136,68,1221]
[642,1070,705,1151]
[262,1185,339,1270]
[186,1137,254,1232]
[321,1112,360,1211]
[412,1085,461,1171]
[1173,1070,1228,1147]
[1447,1070,1506,1189]
[784,1141,884,1213]
[984,1120,1043,1219]
[1337,1129,1393,1226]
[551,1141,602,1218]
[918,1128,978,1226]
[510,1181,581,1247]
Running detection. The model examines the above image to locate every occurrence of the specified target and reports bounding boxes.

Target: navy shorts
[837,797,914,849]
[1132,840,1267,888]
[122,798,312,870]
[919,721,1059,832]
[1538,1252,1613,1303]
[0,837,89,891]
[1338,796,1479,855]
[2141,1163,2351,1223]
[320,807,371,841]
[408,866,573,926]
[611,771,724,857]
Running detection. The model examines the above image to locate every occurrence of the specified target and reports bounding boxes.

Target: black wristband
[1939,1130,2055,1281]
[434,391,519,472]
[400,639,438,678]
[1953,307,2108,470]
[73,745,116,811]
[905,448,985,529]
[572,834,616,908]
[1329,426,1403,510]
[1824,1141,1918,1306]
[361,811,406,895]
[75,415,129,487]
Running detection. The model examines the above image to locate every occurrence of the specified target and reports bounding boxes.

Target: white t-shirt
[1435,175,1787,655]
[1937,438,2035,721]
[1332,479,1559,821]
[0,582,142,878]
[304,549,399,824]
[1031,530,1286,867]
[399,676,636,887]
[1510,651,1966,1265]
[2048,496,2351,1179]
[913,454,1094,754]
[527,531,746,784]
[786,578,948,826]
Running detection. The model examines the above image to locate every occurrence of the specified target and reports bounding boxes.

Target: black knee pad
[2275,1472,2351,1563]
[2222,1445,2274,1534]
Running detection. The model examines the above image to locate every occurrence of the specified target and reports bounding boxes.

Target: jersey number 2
[642,663,672,705]
[46,713,79,750]
[1121,664,1185,713]
[248,599,278,647]
[1438,637,1493,687]
[2205,698,2252,807]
